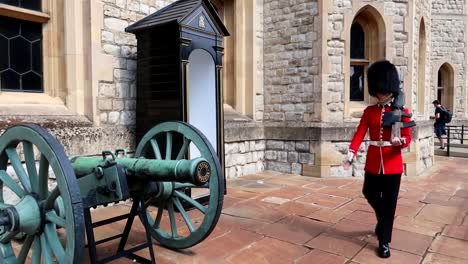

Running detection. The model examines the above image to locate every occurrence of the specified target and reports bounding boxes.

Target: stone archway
[417,18,427,114]
[349,5,386,104]
[212,0,257,118]
[437,63,454,111]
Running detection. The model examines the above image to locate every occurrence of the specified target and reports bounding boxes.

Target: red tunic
[349,104,412,174]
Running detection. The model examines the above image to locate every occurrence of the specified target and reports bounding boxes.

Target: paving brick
[257,186,311,200]
[415,204,466,225]
[218,214,268,233]
[393,216,445,237]
[442,224,468,241]
[454,189,468,198]
[345,210,377,225]
[306,233,366,259]
[295,249,348,264]
[390,229,434,255]
[296,193,351,209]
[256,215,331,245]
[307,207,354,224]
[352,245,422,264]
[329,218,374,241]
[188,229,264,262]
[422,253,468,264]
[316,186,361,199]
[395,204,422,218]
[303,182,327,191]
[225,237,309,264]
[339,199,374,213]
[429,236,468,259]
[278,200,321,216]
[222,200,289,223]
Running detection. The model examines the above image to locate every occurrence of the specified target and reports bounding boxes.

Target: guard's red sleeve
[401,108,412,148]
[349,107,369,154]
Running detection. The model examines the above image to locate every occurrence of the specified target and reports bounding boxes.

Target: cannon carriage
[0,121,224,263]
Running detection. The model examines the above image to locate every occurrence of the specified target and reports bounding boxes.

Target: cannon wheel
[0,124,84,263]
[135,121,224,249]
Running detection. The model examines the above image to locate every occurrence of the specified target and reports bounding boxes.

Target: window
[0,0,41,11]
[348,6,385,105]
[350,23,366,101]
[0,0,45,92]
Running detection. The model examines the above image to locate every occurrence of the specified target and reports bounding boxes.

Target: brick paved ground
[85,156,468,263]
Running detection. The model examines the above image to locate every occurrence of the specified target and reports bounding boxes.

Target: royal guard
[343,60,415,258]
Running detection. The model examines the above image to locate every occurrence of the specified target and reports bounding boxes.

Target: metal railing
[445,125,468,156]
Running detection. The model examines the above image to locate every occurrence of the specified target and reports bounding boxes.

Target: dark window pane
[0,0,20,6]
[350,65,364,101]
[351,23,365,59]
[19,0,41,11]
[0,16,20,38]
[0,70,20,90]
[437,89,442,102]
[10,37,31,73]
[0,15,43,92]
[22,22,42,41]
[32,40,41,73]
[22,72,41,91]
[0,36,8,71]
[0,0,41,11]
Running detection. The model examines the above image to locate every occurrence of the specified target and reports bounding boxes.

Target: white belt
[369,141,392,147]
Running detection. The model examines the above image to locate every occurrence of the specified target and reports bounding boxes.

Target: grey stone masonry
[225,140,266,179]
[263,0,320,123]
[324,0,410,122]
[431,0,466,115]
[99,0,176,126]
[412,0,432,115]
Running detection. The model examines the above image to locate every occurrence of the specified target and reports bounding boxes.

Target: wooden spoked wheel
[0,124,84,264]
[135,121,224,249]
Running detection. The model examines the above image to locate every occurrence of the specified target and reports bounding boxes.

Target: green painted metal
[71,156,210,185]
[135,121,224,249]
[77,163,128,206]
[0,121,224,262]
[11,195,41,235]
[0,124,84,264]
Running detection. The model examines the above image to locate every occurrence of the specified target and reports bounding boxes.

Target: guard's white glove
[391,137,402,146]
[342,151,355,171]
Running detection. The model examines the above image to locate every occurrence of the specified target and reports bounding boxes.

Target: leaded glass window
[350,21,369,102]
[350,65,364,101]
[0,0,42,11]
[351,23,365,59]
[0,15,43,92]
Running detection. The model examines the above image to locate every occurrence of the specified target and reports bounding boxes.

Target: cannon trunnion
[0,121,224,263]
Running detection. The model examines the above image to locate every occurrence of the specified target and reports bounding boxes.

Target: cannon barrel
[70,156,210,186]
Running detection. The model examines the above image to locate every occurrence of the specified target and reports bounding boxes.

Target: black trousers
[363,172,402,243]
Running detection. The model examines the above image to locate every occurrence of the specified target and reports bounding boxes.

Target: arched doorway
[211,0,256,118]
[437,63,454,111]
[187,49,217,157]
[349,5,386,104]
[417,18,426,114]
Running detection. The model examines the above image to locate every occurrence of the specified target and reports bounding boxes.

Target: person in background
[343,60,412,259]
[430,100,447,150]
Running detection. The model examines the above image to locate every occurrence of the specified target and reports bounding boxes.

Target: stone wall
[323,0,411,121]
[431,0,466,116]
[255,0,265,121]
[99,0,176,127]
[263,0,320,123]
[412,0,432,115]
[265,140,314,175]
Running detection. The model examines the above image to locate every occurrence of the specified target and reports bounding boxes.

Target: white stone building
[0,0,465,178]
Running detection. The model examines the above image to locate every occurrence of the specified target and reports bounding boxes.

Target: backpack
[440,106,453,123]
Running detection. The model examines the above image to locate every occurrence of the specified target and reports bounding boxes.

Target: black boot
[378,242,391,258]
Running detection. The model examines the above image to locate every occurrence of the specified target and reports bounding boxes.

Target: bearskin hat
[367,60,401,97]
